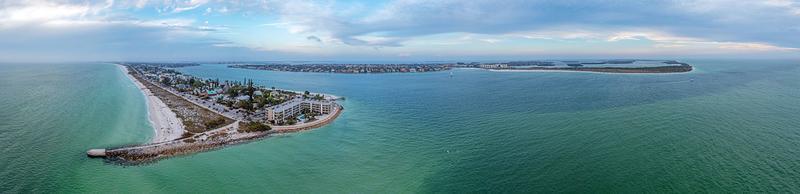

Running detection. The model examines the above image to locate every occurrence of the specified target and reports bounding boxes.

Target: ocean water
[1,59,799,193]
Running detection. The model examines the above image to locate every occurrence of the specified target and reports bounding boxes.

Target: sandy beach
[94,64,343,164]
[117,65,185,143]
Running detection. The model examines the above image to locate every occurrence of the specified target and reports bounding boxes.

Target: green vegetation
[312,94,324,100]
[235,100,254,111]
[238,122,271,133]
[286,117,297,125]
[130,70,233,133]
[160,77,171,85]
[306,112,318,122]
[204,117,228,130]
[180,132,194,139]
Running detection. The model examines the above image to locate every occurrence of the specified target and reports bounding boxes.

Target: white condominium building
[266,98,335,123]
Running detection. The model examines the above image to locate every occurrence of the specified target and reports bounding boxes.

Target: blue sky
[0,0,799,62]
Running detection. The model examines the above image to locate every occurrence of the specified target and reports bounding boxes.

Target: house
[479,63,509,69]
[207,89,218,96]
[175,84,190,90]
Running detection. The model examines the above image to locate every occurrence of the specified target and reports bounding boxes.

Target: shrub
[180,132,194,139]
[204,117,227,129]
[238,122,271,133]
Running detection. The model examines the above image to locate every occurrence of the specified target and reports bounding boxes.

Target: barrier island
[88,63,343,165]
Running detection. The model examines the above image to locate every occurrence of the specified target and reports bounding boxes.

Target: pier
[86,149,106,157]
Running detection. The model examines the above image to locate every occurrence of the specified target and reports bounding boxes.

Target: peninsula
[88,63,343,164]
[229,63,451,73]
[227,60,692,74]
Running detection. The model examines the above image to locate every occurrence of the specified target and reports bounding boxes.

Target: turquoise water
[1,60,799,192]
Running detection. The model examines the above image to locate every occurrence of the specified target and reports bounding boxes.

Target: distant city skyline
[1,0,799,62]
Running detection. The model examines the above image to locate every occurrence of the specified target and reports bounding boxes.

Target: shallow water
[1,59,799,192]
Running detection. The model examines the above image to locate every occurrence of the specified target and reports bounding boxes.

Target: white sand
[118,65,186,143]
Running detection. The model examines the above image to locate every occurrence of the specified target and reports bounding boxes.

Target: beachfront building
[479,63,509,69]
[266,98,335,123]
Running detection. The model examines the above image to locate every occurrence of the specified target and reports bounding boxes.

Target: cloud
[270,0,800,49]
[171,0,209,13]
[306,35,322,43]
[0,0,113,28]
[1,0,799,61]
[512,29,798,52]
[135,0,149,9]
[0,0,274,62]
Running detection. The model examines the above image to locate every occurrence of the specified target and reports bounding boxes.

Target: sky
[0,0,799,62]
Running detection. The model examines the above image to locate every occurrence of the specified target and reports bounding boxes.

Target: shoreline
[487,67,694,75]
[117,64,185,143]
[92,64,344,164]
[285,89,342,100]
[101,103,342,165]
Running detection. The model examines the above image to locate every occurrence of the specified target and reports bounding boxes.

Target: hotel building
[266,98,335,123]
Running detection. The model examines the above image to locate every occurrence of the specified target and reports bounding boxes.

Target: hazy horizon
[4,57,800,64]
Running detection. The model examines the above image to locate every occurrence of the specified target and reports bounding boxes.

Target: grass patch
[238,122,271,133]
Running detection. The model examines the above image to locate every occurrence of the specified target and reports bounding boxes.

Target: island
[87,63,343,165]
[227,60,692,74]
[229,63,452,73]
[488,60,693,73]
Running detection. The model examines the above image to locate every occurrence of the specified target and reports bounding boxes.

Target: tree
[204,117,227,129]
[286,117,297,125]
[226,87,238,97]
[306,111,317,121]
[235,100,253,111]
[246,79,255,97]
[160,77,171,85]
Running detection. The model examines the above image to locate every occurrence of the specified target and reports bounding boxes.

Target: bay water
[1,59,799,192]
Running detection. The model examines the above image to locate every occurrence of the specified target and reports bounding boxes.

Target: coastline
[285,89,342,100]
[101,103,343,165]
[487,67,695,75]
[92,64,344,164]
[117,64,185,143]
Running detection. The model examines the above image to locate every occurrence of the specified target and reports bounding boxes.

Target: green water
[1,60,799,192]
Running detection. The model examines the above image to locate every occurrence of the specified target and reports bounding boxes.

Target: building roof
[235,95,251,100]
